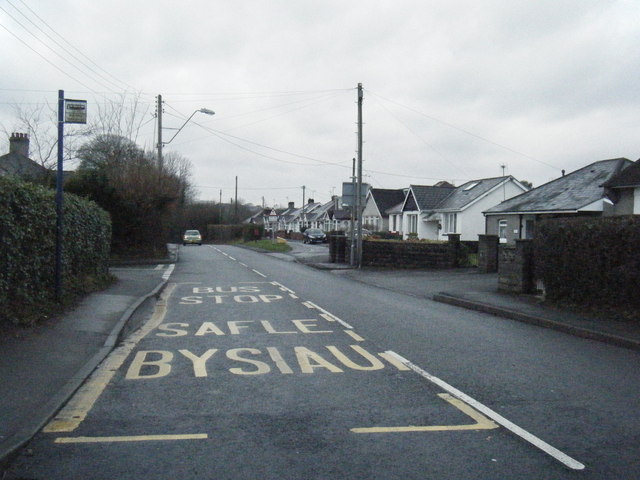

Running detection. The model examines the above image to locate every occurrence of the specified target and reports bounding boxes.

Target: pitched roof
[0,152,48,179]
[603,159,640,188]
[485,158,633,215]
[404,185,455,212]
[369,188,406,216]
[435,176,514,211]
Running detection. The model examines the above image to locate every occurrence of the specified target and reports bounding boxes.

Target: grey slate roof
[603,159,640,188]
[485,158,633,215]
[370,188,407,216]
[0,152,48,179]
[435,176,512,211]
[405,185,455,212]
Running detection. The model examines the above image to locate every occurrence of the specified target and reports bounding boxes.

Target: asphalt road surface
[6,245,640,479]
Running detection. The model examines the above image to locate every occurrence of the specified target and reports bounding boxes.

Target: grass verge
[237,239,292,253]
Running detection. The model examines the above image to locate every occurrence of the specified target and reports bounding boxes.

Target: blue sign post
[55,90,87,301]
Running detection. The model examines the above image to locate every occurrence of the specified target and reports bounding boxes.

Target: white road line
[228,256,236,261]
[252,269,267,278]
[239,263,248,267]
[303,301,353,329]
[161,264,175,281]
[385,351,585,471]
[271,281,295,294]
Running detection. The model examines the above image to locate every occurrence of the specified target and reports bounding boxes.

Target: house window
[407,214,418,234]
[498,219,508,243]
[443,213,457,233]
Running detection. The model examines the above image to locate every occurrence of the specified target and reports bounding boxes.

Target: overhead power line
[12,0,137,92]
[366,90,561,171]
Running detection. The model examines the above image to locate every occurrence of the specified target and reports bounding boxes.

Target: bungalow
[397,176,527,241]
[602,159,640,215]
[484,158,634,243]
[361,188,407,232]
[0,133,49,180]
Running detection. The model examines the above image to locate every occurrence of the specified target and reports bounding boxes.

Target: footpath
[2,242,639,471]
[0,252,176,471]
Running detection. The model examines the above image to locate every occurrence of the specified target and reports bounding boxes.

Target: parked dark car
[303,228,327,244]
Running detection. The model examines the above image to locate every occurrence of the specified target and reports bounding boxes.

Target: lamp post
[157,102,215,173]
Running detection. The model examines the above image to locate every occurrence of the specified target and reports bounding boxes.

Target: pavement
[2,241,639,471]
[0,245,177,471]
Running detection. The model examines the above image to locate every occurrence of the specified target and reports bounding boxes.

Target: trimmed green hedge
[0,176,111,325]
[534,216,640,307]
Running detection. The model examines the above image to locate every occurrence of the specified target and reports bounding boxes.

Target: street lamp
[163,108,215,146]
[157,106,215,173]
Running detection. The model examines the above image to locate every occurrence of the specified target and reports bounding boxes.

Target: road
[6,244,640,479]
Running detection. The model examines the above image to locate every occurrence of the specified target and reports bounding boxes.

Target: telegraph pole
[157,94,163,173]
[234,176,238,222]
[301,185,306,229]
[355,83,364,267]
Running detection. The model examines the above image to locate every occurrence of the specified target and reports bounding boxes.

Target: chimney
[307,198,314,204]
[9,133,30,157]
[288,201,295,210]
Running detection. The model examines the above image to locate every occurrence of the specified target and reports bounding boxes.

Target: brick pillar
[478,234,499,273]
[446,233,461,268]
[498,239,534,293]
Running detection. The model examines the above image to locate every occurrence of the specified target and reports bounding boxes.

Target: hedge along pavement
[0,176,112,326]
[533,215,640,309]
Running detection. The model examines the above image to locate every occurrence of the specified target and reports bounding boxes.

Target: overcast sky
[1,0,638,207]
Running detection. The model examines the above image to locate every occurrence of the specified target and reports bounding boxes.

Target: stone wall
[498,239,534,293]
[478,234,499,273]
[360,234,460,268]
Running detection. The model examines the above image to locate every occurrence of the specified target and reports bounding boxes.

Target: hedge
[534,216,640,308]
[0,176,112,325]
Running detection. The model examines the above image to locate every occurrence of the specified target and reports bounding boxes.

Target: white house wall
[438,181,527,241]
[634,187,640,214]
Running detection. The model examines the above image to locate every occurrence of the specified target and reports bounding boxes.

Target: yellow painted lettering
[156,323,189,337]
[294,347,343,373]
[228,320,255,334]
[227,348,270,375]
[178,349,217,377]
[180,296,203,304]
[326,345,384,371]
[292,319,332,334]
[259,295,282,303]
[260,320,296,334]
[193,287,215,293]
[215,286,238,293]
[195,322,226,336]
[125,350,173,379]
[266,347,293,374]
[209,295,228,304]
[234,295,259,303]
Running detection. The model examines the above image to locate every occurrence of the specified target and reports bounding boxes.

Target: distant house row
[248,157,640,244]
[365,157,639,243]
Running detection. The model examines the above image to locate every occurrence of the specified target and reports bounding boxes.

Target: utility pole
[234,176,238,223]
[355,83,364,267]
[219,189,223,224]
[349,157,356,265]
[301,185,306,230]
[157,94,163,173]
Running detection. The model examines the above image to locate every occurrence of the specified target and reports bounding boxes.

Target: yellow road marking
[344,330,365,342]
[55,434,207,444]
[44,284,176,433]
[350,393,499,433]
